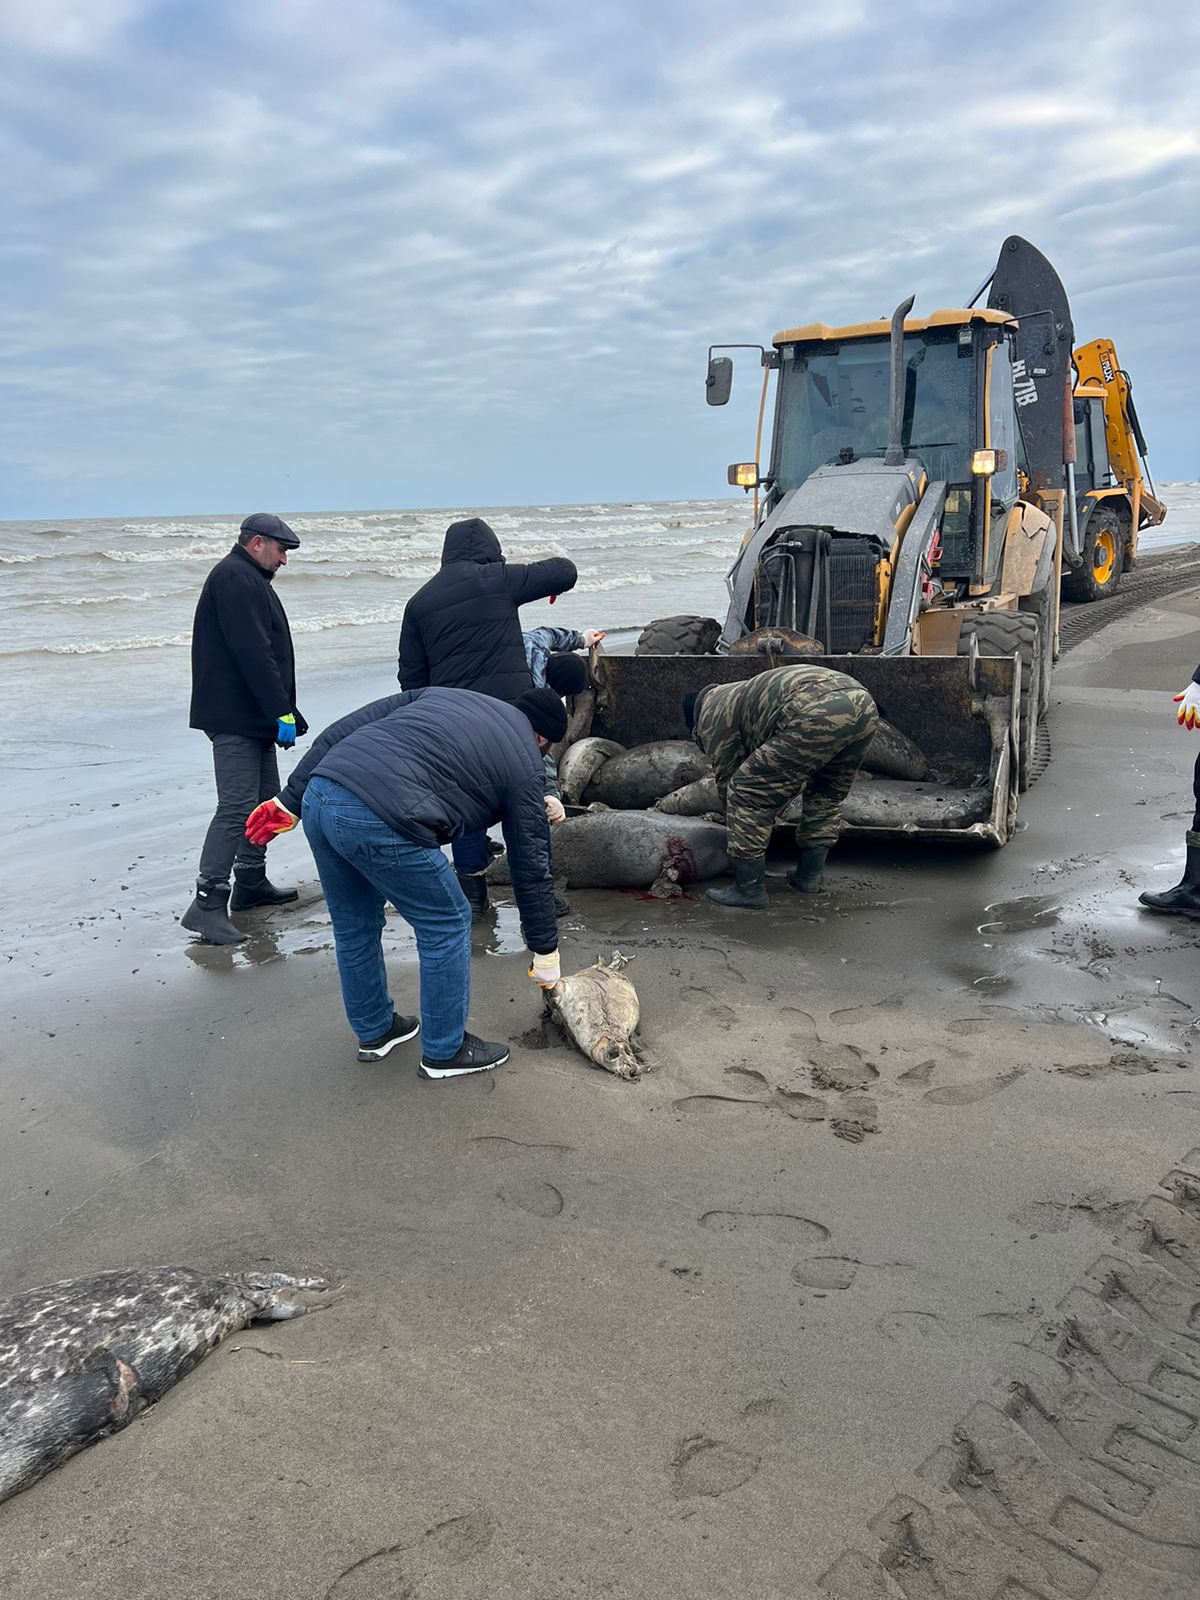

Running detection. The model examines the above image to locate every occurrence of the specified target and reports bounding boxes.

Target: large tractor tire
[1018,582,1054,721]
[957,611,1042,793]
[635,615,721,656]
[1062,504,1124,603]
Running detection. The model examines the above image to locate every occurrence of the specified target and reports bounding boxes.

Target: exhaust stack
[884,295,915,466]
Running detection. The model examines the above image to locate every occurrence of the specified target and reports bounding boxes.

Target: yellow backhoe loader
[1064,337,1166,601]
[590,237,1078,846]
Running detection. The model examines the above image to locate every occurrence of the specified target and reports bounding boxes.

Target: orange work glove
[245,796,299,846]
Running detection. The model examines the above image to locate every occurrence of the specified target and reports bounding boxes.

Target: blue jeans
[301,777,472,1056]
[451,830,490,876]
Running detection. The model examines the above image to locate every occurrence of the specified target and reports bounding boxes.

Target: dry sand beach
[1,541,1199,1595]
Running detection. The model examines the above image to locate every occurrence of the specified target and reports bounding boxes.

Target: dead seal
[546,951,644,1080]
[583,741,712,809]
[488,811,729,890]
[0,1266,329,1504]
[558,737,625,805]
[862,719,931,782]
[654,774,722,817]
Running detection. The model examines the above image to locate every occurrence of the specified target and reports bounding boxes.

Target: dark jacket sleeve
[499,779,558,955]
[504,557,578,607]
[1193,661,1200,686]
[280,694,410,814]
[398,609,430,689]
[213,568,293,723]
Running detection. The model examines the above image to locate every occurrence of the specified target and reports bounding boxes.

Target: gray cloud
[0,0,1196,515]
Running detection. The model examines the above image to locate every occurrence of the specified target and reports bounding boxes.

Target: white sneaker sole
[357,1020,420,1061]
[418,1048,510,1080]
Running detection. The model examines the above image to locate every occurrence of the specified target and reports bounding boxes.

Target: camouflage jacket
[693,664,871,788]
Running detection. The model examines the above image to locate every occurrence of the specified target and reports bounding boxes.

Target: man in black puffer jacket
[398,516,577,914]
[244,685,566,1078]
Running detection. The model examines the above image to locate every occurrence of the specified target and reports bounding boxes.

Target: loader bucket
[589,652,1019,846]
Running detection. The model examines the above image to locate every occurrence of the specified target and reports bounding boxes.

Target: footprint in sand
[699,1209,829,1247]
[921,1068,1025,1105]
[874,1309,949,1343]
[672,1093,769,1116]
[792,1256,860,1291]
[807,1042,879,1093]
[670,1435,761,1499]
[497,1178,564,1218]
[897,1059,936,1085]
[470,1136,574,1160]
[327,1509,495,1597]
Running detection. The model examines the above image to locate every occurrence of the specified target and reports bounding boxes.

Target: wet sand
[1,592,1198,1597]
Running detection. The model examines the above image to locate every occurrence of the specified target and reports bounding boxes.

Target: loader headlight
[971,449,997,476]
[728,462,759,488]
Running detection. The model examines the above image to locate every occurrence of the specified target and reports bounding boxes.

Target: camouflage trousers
[724,683,878,858]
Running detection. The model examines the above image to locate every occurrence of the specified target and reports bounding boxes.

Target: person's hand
[245,797,299,845]
[1174,683,1200,730]
[529,950,561,989]
[581,628,606,648]
[275,714,297,748]
[545,795,566,824]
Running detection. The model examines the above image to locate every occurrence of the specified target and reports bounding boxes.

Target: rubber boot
[1138,833,1200,920]
[181,879,248,945]
[706,857,769,909]
[230,862,299,911]
[457,871,489,919]
[787,845,830,894]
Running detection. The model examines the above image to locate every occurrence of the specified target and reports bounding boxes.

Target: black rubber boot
[787,845,831,893]
[181,879,248,945]
[706,857,769,909]
[457,872,489,918]
[1138,833,1200,920]
[230,863,299,911]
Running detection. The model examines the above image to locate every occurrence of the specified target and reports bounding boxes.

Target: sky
[1,0,1197,519]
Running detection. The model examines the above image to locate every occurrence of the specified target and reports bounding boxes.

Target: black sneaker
[356,1012,420,1061]
[419,1031,510,1079]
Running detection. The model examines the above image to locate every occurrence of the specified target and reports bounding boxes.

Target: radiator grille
[828,538,878,652]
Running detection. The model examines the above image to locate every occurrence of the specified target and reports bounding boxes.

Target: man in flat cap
[182,513,308,944]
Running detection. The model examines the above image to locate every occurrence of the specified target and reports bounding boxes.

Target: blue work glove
[275,714,297,748]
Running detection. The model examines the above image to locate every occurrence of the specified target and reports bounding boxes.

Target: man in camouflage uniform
[684,664,878,909]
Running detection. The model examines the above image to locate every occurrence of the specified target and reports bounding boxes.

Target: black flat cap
[241,512,300,549]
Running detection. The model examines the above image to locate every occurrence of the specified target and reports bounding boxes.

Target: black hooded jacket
[189,544,306,740]
[280,687,557,954]
[397,518,577,703]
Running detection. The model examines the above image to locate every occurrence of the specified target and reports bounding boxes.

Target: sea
[2,488,1198,730]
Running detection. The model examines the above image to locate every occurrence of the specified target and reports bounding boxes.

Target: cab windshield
[773,332,973,492]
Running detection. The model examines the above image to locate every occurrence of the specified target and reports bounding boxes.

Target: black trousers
[197,734,280,883]
[1193,746,1200,834]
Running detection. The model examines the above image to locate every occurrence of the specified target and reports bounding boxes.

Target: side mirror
[706,356,733,406]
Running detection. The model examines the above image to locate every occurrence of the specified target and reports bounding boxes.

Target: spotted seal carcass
[547,951,644,1080]
[0,1266,329,1504]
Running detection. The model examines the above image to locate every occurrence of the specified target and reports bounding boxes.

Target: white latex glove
[529,950,561,988]
[545,795,566,824]
[581,628,606,648]
[1175,683,1200,731]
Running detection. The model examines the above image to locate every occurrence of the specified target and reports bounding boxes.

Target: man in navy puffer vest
[398,517,577,915]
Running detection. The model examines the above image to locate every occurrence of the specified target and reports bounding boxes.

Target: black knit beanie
[545,652,588,696]
[516,687,568,742]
